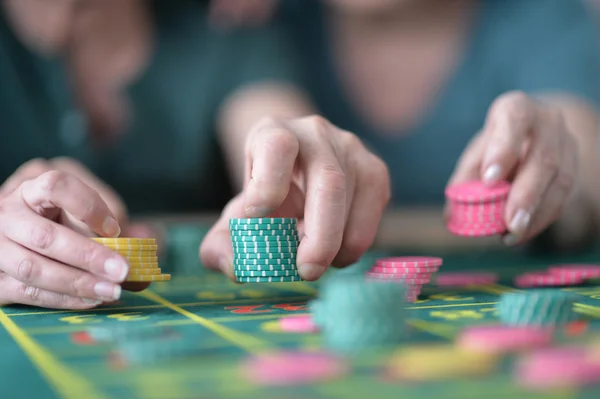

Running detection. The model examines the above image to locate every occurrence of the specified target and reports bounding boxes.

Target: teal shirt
[282,0,600,206]
[0,1,299,214]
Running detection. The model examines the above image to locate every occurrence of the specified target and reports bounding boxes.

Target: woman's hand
[200,116,391,281]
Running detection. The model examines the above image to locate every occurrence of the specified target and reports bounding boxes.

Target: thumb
[200,193,246,280]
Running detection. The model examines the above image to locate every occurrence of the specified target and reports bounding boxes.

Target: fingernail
[104,258,129,282]
[102,216,121,237]
[93,282,121,300]
[81,298,102,306]
[509,209,531,235]
[483,164,502,183]
[503,234,518,246]
[298,264,326,281]
[245,206,272,218]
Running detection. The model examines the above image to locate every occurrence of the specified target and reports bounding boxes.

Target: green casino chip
[229,218,297,226]
[231,241,298,247]
[236,275,303,283]
[229,223,297,231]
[497,290,580,326]
[234,252,296,259]
[231,235,299,243]
[229,229,298,237]
[233,269,300,277]
[234,265,298,273]
[233,246,297,254]
[234,257,296,266]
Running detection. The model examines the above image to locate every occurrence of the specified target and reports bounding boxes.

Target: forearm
[218,82,314,191]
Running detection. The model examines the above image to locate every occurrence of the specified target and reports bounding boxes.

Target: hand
[0,168,135,309]
[208,0,278,29]
[200,116,391,281]
[448,91,578,245]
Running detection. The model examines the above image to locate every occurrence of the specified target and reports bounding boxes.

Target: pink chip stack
[445,180,511,237]
[365,256,443,302]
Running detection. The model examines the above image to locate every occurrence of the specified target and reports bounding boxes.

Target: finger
[21,170,121,237]
[333,154,390,267]
[295,119,348,280]
[501,113,564,243]
[0,274,101,310]
[200,194,246,281]
[481,92,537,184]
[1,211,130,283]
[0,158,50,198]
[0,239,121,301]
[244,118,299,217]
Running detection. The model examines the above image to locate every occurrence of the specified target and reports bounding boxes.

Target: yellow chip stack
[91,237,171,282]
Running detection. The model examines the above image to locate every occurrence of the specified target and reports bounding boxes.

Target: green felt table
[2,222,600,399]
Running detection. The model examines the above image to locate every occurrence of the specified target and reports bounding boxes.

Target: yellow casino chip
[91,238,156,244]
[387,344,497,381]
[110,250,158,257]
[125,274,171,282]
[128,268,161,275]
[127,263,159,269]
[101,244,158,251]
[124,257,159,264]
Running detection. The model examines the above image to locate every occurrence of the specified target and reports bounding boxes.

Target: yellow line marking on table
[574,303,600,318]
[138,290,270,354]
[406,319,457,339]
[0,308,108,399]
[405,302,497,310]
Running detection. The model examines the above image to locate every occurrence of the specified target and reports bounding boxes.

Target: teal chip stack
[319,275,407,354]
[497,290,581,326]
[229,218,301,283]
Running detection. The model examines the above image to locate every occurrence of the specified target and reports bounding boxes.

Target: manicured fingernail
[245,206,272,218]
[104,258,129,281]
[483,164,502,183]
[81,298,102,306]
[103,216,120,237]
[94,282,121,300]
[509,209,531,234]
[298,264,325,281]
[503,234,518,246]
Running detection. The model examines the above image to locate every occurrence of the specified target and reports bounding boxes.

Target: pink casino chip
[279,315,318,333]
[365,272,431,285]
[375,257,443,268]
[547,264,600,280]
[368,268,433,279]
[370,265,440,274]
[445,180,511,203]
[457,325,553,354]
[447,222,507,237]
[240,351,348,386]
[435,272,499,287]
[515,272,585,288]
[515,347,600,389]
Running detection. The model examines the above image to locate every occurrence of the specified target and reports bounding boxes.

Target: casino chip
[435,271,498,287]
[445,180,511,237]
[366,256,443,302]
[457,325,553,354]
[230,218,301,283]
[91,237,171,283]
[497,290,581,326]
[514,271,585,288]
[308,300,325,328]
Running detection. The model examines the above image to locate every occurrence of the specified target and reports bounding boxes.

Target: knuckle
[340,131,364,152]
[69,274,90,297]
[303,115,332,139]
[29,222,56,250]
[262,128,299,158]
[16,257,37,283]
[317,165,347,203]
[493,91,531,123]
[35,170,68,195]
[76,241,102,270]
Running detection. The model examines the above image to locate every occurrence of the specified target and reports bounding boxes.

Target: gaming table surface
[1,223,600,399]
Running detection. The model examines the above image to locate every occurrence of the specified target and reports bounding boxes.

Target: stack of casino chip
[91,237,171,282]
[365,257,443,302]
[445,180,511,237]
[229,218,301,283]
[320,275,406,353]
[497,290,580,326]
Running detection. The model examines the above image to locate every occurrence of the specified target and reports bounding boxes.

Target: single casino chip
[457,325,553,354]
[234,264,297,272]
[234,257,296,266]
[236,275,302,283]
[515,347,600,389]
[126,262,159,269]
[547,264,600,280]
[240,351,347,386]
[234,269,299,277]
[234,252,296,260]
[450,202,505,213]
[279,315,319,333]
[229,229,298,237]
[232,241,298,248]
[447,222,506,237]
[445,180,511,203]
[125,274,171,282]
[110,250,158,257]
[128,268,161,275]
[387,344,498,381]
[98,244,158,251]
[232,246,297,254]
[91,237,156,244]
[370,265,440,274]
[435,272,499,287]
[367,269,432,279]
[365,272,430,285]
[229,223,297,231]
[375,256,443,268]
[448,219,506,230]
[231,235,299,243]
[514,271,585,288]
[230,217,297,226]
[497,290,580,326]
